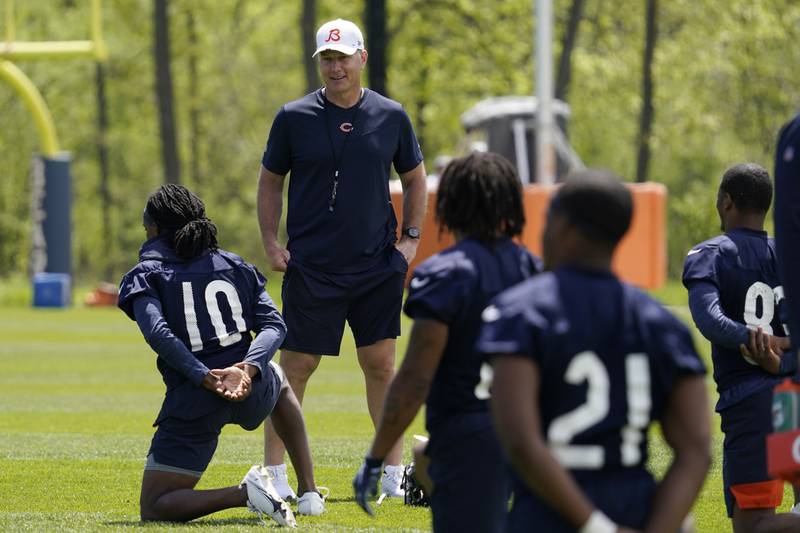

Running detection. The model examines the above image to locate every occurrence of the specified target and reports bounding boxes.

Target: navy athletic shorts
[280,246,407,355]
[147,363,282,474]
[427,413,510,533]
[507,468,656,532]
[720,387,784,517]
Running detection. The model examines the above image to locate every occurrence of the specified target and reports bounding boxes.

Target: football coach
[256,17,427,500]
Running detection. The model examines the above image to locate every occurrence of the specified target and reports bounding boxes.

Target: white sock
[268,463,288,475]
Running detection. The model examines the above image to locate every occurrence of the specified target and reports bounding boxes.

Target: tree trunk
[95,61,112,279]
[636,0,657,183]
[186,7,200,186]
[365,0,388,96]
[154,0,181,184]
[302,0,317,94]
[555,0,586,102]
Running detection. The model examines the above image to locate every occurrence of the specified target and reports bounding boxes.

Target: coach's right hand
[265,243,291,272]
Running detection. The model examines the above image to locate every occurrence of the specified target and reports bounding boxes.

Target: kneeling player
[683,163,800,532]
[118,184,323,526]
[481,170,711,532]
[353,152,541,531]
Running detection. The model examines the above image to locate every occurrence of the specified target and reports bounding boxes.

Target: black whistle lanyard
[322,89,363,212]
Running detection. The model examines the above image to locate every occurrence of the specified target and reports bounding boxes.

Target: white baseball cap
[312,19,364,57]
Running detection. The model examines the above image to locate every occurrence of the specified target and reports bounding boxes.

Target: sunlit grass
[0,278,795,532]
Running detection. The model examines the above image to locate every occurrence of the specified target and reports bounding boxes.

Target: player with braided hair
[143,184,218,260]
[354,152,540,532]
[119,184,324,526]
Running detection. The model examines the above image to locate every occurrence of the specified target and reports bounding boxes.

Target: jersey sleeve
[393,108,424,175]
[681,244,719,289]
[525,249,544,275]
[476,288,542,360]
[644,302,707,402]
[687,280,749,349]
[403,259,471,324]
[659,313,707,376]
[118,265,160,320]
[243,265,287,375]
[133,296,210,386]
[261,106,292,176]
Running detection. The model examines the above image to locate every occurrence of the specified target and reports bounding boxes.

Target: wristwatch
[402,227,421,239]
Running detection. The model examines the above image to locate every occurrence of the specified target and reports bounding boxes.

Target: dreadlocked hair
[435,152,525,241]
[145,184,218,259]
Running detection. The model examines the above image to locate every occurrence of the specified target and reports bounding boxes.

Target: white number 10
[182,280,247,352]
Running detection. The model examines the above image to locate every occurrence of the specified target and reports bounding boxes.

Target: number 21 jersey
[477,267,705,529]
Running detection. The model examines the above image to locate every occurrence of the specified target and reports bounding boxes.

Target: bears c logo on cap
[313,19,364,57]
[325,29,341,43]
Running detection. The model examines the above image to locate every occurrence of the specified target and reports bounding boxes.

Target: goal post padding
[31,152,72,276]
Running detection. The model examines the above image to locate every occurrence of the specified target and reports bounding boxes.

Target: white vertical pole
[512,118,531,185]
[535,0,556,185]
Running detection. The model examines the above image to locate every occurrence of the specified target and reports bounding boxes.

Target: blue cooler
[33,273,71,307]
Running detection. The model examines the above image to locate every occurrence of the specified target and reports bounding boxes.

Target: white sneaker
[381,464,405,498]
[241,465,297,527]
[792,502,800,515]
[263,464,297,503]
[297,487,328,516]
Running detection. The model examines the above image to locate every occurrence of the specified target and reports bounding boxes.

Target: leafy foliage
[1,0,799,281]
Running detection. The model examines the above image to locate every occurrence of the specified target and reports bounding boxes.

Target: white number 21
[548,351,651,469]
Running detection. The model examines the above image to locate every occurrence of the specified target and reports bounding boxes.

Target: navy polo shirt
[263,88,423,273]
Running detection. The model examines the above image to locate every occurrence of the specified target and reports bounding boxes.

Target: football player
[481,170,711,532]
[353,152,541,532]
[683,163,800,532]
[118,184,323,525]
[775,115,800,366]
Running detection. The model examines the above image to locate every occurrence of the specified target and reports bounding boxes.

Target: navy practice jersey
[775,114,800,354]
[262,88,423,273]
[118,236,284,391]
[477,267,705,483]
[682,228,786,408]
[403,238,541,435]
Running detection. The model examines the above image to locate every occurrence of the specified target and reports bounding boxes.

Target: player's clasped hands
[202,366,252,401]
[739,326,790,374]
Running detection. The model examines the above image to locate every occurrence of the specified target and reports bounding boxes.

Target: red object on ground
[84,282,119,307]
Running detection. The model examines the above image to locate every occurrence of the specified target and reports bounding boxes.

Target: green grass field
[0,279,794,532]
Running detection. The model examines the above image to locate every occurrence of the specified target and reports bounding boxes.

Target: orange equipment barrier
[391,182,667,290]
